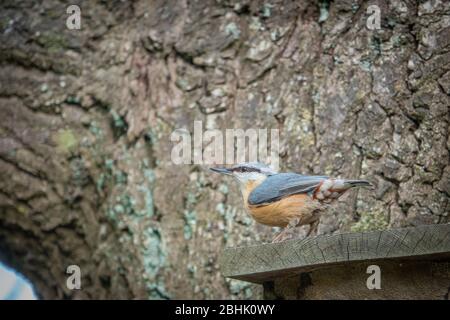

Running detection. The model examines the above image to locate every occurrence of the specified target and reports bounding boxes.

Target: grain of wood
[220,223,450,283]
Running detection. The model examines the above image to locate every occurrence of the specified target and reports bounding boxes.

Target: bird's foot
[306,220,320,238]
[271,230,293,243]
[272,218,301,243]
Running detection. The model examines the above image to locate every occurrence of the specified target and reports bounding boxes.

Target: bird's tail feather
[344,179,374,188]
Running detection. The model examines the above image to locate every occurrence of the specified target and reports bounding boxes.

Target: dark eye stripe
[232,167,260,173]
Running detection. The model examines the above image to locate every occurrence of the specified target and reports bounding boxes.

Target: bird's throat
[240,178,265,206]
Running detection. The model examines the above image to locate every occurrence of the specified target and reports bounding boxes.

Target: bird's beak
[209,167,232,175]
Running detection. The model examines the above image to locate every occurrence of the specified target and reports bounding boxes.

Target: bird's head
[210,162,277,186]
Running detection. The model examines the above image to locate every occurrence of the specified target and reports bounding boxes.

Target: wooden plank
[219,223,450,283]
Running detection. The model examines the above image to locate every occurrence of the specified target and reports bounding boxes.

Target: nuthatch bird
[210,162,373,242]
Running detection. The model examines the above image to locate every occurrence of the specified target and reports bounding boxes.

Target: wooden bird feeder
[219,223,450,299]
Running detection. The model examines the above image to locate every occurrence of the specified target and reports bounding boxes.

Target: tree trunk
[0,0,448,299]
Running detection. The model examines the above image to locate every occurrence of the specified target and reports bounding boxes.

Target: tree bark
[0,0,448,299]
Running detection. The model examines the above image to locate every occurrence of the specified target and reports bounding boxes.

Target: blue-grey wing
[248,173,328,206]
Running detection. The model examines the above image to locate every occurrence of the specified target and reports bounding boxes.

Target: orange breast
[242,181,322,227]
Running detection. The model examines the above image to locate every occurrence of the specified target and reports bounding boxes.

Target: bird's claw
[271,231,293,243]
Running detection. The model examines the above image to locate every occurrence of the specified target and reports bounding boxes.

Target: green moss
[136,167,156,217]
[359,58,372,72]
[137,184,155,218]
[227,279,252,296]
[187,264,197,276]
[16,205,29,214]
[216,202,225,215]
[114,170,127,185]
[143,168,155,183]
[312,91,320,104]
[369,35,382,57]
[70,157,88,186]
[175,78,189,91]
[142,228,165,275]
[391,34,408,47]
[114,204,125,214]
[107,194,137,221]
[215,203,240,243]
[89,121,103,137]
[261,3,274,18]
[270,29,281,41]
[65,96,81,105]
[318,0,330,23]
[249,17,263,31]
[147,282,170,300]
[244,287,253,299]
[186,192,197,207]
[98,153,166,298]
[144,129,157,145]
[183,210,197,240]
[218,183,229,194]
[216,203,237,221]
[225,22,241,40]
[105,159,114,170]
[54,129,77,153]
[110,110,128,138]
[103,159,128,185]
[142,228,170,299]
[40,83,49,92]
[333,55,343,65]
[351,210,389,232]
[241,216,253,226]
[387,19,396,29]
[36,32,68,52]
